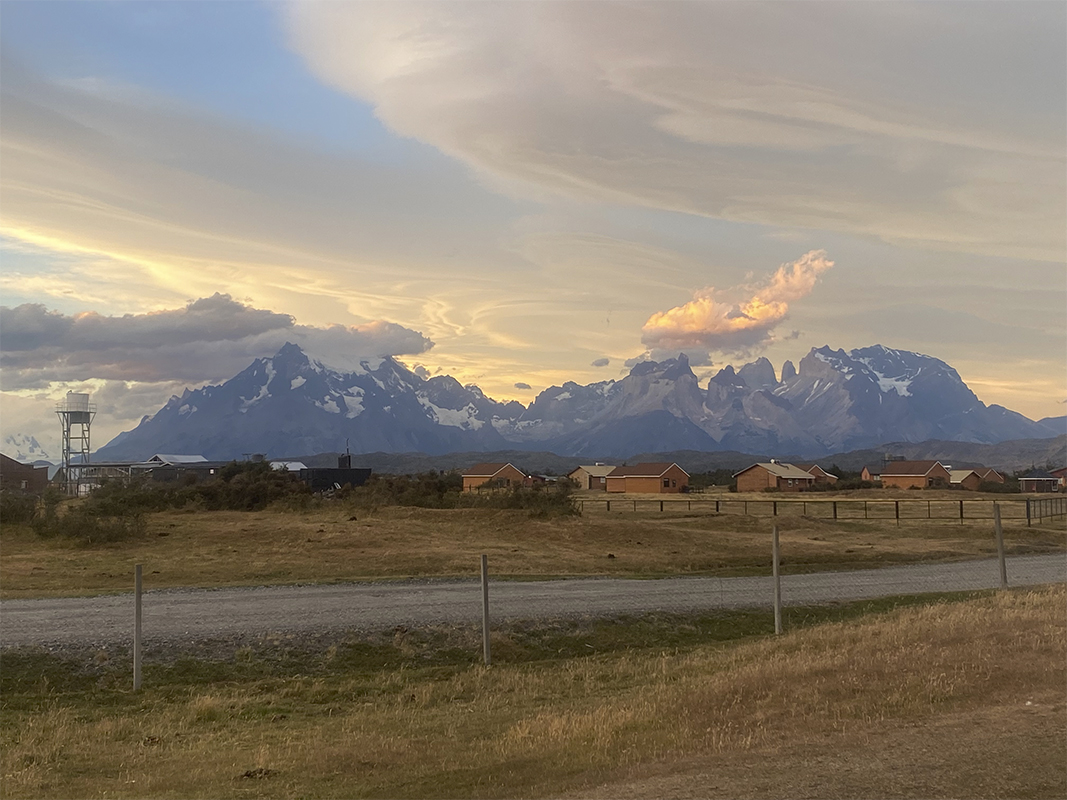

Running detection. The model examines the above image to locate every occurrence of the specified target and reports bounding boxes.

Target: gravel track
[2,554,1063,651]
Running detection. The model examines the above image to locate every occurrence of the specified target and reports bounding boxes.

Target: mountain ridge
[93,342,1060,462]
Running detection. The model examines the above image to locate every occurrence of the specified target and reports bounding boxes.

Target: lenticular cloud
[641,250,833,357]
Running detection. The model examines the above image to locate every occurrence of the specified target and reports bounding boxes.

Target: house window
[671,479,677,488]
[663,478,670,488]
[599,476,605,484]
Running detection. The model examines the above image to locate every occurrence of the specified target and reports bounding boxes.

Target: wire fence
[578,495,1067,526]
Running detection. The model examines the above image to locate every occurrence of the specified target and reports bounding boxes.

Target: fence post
[832,501,837,520]
[744,501,748,516]
[994,504,1007,589]
[134,564,142,691]
[660,500,664,512]
[606,500,611,512]
[773,501,777,517]
[1026,498,1031,527]
[716,500,720,513]
[927,500,931,519]
[959,499,964,525]
[634,500,637,512]
[895,500,899,522]
[772,526,782,635]
[864,500,868,520]
[480,554,491,666]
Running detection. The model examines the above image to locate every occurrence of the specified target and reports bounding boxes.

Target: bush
[0,491,38,525]
[342,471,579,517]
[979,480,1020,494]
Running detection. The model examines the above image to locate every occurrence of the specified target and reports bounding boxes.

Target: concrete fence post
[772,526,782,635]
[480,554,491,666]
[993,504,1007,589]
[134,563,142,691]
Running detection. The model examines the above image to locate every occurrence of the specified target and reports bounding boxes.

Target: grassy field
[2,502,1064,598]
[1,586,1063,799]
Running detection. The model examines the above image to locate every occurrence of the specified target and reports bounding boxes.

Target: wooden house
[462,462,526,491]
[605,463,689,493]
[879,460,951,490]
[734,461,817,493]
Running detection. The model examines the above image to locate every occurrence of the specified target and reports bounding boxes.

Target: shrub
[0,491,38,525]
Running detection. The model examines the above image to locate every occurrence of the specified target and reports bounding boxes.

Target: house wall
[736,467,774,493]
[860,467,880,482]
[569,468,607,491]
[774,476,813,492]
[0,454,49,494]
[955,473,982,491]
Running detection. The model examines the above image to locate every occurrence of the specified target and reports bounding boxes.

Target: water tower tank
[65,392,92,423]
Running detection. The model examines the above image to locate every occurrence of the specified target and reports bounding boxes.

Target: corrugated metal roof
[150,454,208,464]
[733,462,816,480]
[570,465,617,478]
[880,460,944,476]
[463,462,519,477]
[607,462,689,478]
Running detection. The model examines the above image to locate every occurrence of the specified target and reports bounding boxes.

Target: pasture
[2,500,1064,598]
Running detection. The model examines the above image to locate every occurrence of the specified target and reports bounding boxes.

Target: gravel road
[2,554,1063,650]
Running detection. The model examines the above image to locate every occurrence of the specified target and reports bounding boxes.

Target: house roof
[733,462,815,480]
[879,460,945,477]
[607,462,689,478]
[794,463,838,478]
[1020,469,1057,480]
[463,462,520,477]
[1049,467,1067,478]
[949,469,980,483]
[975,467,1002,480]
[150,454,208,465]
[569,465,616,478]
[270,460,308,472]
[861,465,881,475]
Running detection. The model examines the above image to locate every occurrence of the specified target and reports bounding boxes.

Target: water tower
[56,391,96,495]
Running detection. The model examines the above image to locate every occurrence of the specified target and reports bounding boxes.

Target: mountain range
[92,342,1065,463]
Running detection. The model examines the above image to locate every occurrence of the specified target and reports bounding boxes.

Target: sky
[1,1,1065,457]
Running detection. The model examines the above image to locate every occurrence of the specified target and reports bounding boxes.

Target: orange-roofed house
[879,460,951,490]
[605,463,689,493]
[462,462,526,491]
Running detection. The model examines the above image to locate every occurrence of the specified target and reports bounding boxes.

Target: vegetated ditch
[1,589,998,702]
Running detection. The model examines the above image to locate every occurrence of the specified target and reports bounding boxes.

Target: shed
[860,466,881,482]
[1018,470,1060,493]
[794,463,839,484]
[949,469,982,491]
[567,464,617,491]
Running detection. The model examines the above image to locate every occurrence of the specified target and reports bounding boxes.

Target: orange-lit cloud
[641,250,834,357]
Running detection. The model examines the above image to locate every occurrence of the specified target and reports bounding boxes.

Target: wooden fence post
[480,554,491,666]
[832,501,837,520]
[134,564,142,691]
[994,504,1007,589]
[959,499,964,524]
[772,526,782,635]
[660,500,664,512]
[1026,498,1031,527]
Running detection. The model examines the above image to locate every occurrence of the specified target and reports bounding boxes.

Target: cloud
[0,294,433,389]
[641,250,833,358]
[288,2,1065,262]
[513,382,532,390]
[590,358,610,368]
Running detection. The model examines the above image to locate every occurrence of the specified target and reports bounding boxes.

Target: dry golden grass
[2,503,1063,598]
[2,586,1063,798]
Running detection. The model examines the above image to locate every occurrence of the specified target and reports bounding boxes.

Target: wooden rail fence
[578,496,1067,527]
